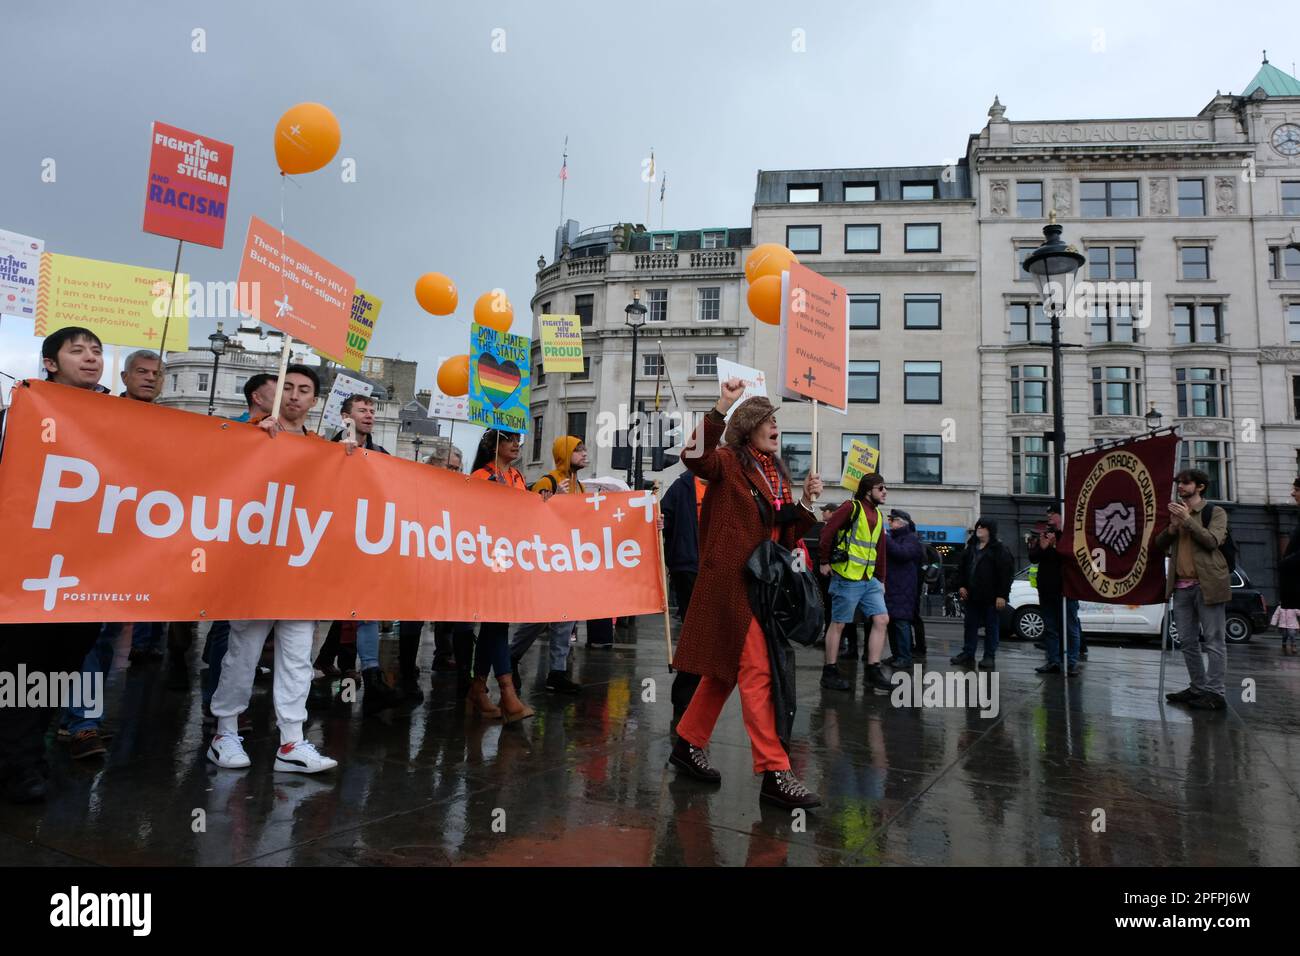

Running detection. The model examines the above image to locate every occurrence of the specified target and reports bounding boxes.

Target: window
[781,432,812,479]
[575,293,594,327]
[1178,440,1232,500]
[651,234,674,251]
[1090,303,1136,343]
[696,287,720,322]
[786,225,821,254]
[1178,179,1206,217]
[1016,245,1037,279]
[170,374,178,392]
[843,182,878,202]
[1010,365,1049,414]
[844,224,880,253]
[701,230,726,249]
[643,354,665,377]
[234,375,249,397]
[849,294,880,330]
[1080,180,1139,218]
[1091,366,1143,416]
[532,349,546,386]
[848,361,880,403]
[904,224,940,252]
[1282,181,1300,216]
[1181,245,1210,280]
[1017,182,1044,218]
[567,411,587,442]
[787,185,821,203]
[197,372,209,393]
[1172,303,1223,344]
[1009,302,1051,343]
[904,362,942,403]
[647,289,668,323]
[570,356,591,381]
[903,436,942,484]
[904,294,941,329]
[1012,437,1050,495]
[694,353,718,376]
[1176,368,1229,418]
[532,417,544,461]
[1289,304,1300,343]
[1293,376,1300,419]
[1271,246,1300,280]
[1088,245,1137,280]
[902,181,938,201]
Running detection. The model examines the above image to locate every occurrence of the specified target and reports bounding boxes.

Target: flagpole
[558,135,568,229]
[659,174,666,230]
[645,147,654,226]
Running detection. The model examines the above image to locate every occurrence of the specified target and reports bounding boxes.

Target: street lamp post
[206,322,229,416]
[1023,214,1085,672]
[412,435,424,462]
[624,290,648,488]
[1023,214,1086,511]
[1145,404,1163,431]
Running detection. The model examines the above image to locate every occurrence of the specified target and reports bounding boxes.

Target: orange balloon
[747,275,782,326]
[745,243,798,284]
[437,355,470,397]
[275,103,341,175]
[473,290,514,333]
[415,273,458,316]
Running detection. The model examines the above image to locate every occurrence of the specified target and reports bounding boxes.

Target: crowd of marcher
[0,333,1289,810]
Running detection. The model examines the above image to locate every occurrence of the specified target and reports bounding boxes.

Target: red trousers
[676,617,789,774]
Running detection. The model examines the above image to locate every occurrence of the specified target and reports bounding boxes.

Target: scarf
[750,448,790,506]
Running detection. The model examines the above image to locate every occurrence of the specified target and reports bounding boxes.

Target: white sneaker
[274,740,337,774]
[207,734,251,769]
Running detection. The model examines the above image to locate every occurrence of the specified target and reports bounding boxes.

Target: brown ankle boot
[496,677,534,723]
[465,677,501,718]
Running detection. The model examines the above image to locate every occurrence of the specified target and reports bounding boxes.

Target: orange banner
[0,381,665,624]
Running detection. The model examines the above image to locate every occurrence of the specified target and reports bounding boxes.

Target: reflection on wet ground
[2,619,1296,866]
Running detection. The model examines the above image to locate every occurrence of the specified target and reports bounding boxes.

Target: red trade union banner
[142,122,234,249]
[235,216,353,359]
[1061,433,1178,604]
[0,381,665,624]
[777,262,849,412]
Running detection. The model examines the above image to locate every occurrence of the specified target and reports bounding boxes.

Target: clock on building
[1272,123,1300,156]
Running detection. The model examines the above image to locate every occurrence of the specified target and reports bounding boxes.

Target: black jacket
[1028,536,1064,600]
[959,532,1014,604]
[661,471,700,573]
[1280,516,1300,609]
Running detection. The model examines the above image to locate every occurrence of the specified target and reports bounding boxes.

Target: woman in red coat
[669,379,823,809]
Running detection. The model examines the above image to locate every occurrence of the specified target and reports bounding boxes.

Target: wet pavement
[1,619,1297,867]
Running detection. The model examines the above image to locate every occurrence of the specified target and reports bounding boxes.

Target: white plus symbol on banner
[275,295,294,318]
[22,554,79,611]
[585,490,607,511]
[612,507,626,523]
[629,490,657,522]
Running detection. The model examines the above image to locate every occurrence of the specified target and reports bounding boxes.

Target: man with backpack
[1155,469,1233,711]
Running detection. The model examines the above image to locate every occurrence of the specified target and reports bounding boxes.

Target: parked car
[1003,566,1269,645]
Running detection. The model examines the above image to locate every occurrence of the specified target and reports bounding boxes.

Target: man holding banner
[208,364,338,774]
[0,327,109,802]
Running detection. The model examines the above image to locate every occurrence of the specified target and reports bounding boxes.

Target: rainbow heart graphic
[476,353,522,408]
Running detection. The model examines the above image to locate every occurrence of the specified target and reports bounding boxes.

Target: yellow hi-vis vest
[831,503,883,582]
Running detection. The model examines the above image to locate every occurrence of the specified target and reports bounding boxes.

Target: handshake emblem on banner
[1094,501,1137,555]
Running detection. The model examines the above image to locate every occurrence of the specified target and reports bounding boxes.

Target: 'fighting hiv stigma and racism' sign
[0,381,664,624]
[141,122,234,249]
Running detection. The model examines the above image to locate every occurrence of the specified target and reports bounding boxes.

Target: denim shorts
[829,575,887,623]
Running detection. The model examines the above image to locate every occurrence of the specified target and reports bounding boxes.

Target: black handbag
[740,471,825,647]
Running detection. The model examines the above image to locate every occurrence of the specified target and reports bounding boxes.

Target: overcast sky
[2,0,1297,404]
